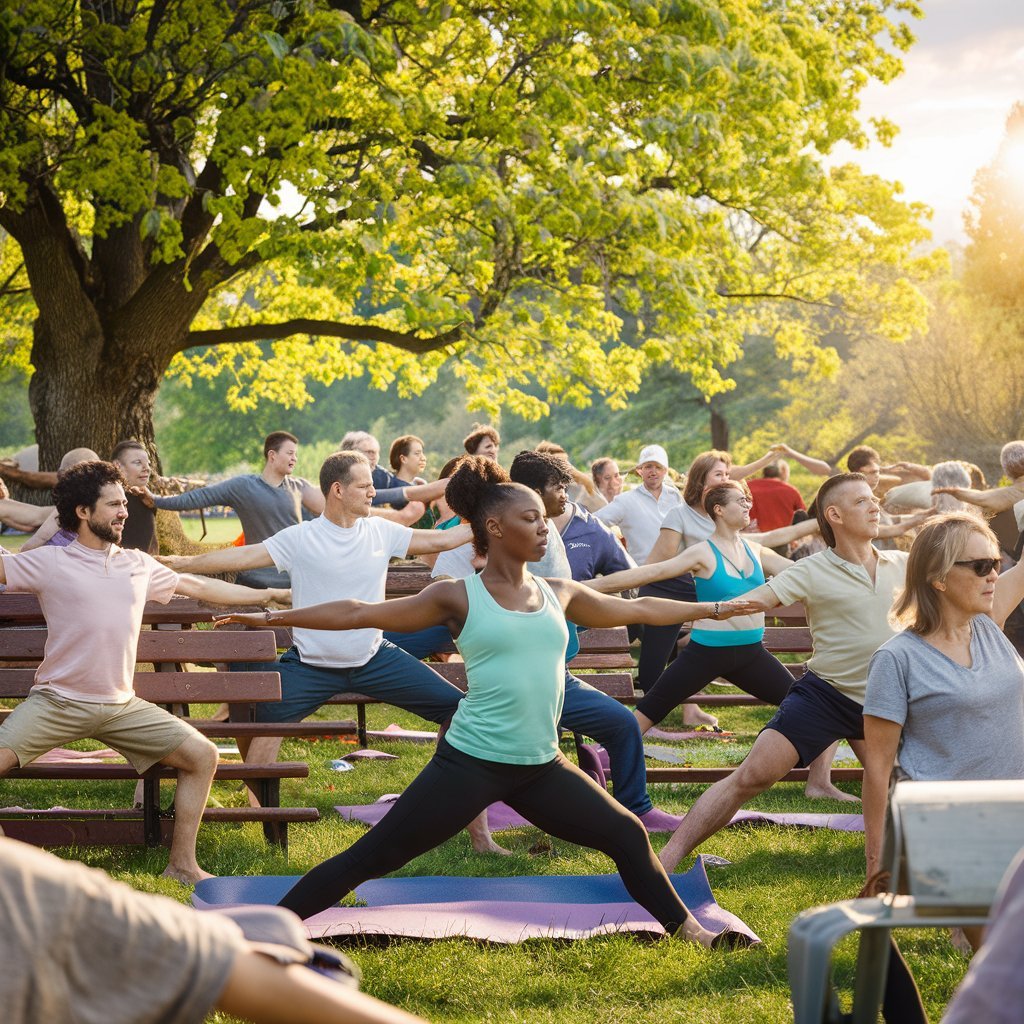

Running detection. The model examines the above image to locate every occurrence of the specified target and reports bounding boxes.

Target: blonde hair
[892,512,997,634]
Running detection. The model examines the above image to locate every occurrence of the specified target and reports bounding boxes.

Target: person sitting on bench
[0,461,289,883]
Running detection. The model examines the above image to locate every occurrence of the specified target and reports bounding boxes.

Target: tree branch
[182,318,465,354]
[718,290,844,311]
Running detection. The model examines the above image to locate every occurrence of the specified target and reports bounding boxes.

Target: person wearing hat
[594,444,681,566]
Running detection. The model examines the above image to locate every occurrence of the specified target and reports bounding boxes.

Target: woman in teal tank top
[217,458,757,948]
[632,480,800,733]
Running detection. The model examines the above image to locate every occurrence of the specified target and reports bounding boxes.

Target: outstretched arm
[215,579,467,635]
[729,449,777,479]
[993,560,1024,630]
[749,517,819,548]
[0,462,58,490]
[173,574,291,608]
[738,581,783,612]
[19,510,62,552]
[876,508,934,538]
[583,541,710,594]
[0,498,52,532]
[406,522,473,556]
[157,543,275,575]
[773,444,833,477]
[932,482,1024,514]
[554,578,755,628]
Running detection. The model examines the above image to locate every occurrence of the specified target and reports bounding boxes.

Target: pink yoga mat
[336,797,864,834]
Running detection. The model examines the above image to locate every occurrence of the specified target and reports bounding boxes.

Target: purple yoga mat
[192,857,759,945]
[336,797,864,834]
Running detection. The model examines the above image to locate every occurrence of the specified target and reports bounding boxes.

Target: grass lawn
[0,696,971,1023]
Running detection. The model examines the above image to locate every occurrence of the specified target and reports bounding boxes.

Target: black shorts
[761,670,864,767]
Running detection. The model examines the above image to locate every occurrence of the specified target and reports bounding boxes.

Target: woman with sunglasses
[215,457,756,947]
[862,513,1024,888]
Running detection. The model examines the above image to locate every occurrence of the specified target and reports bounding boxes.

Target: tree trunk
[28,320,168,472]
[709,403,729,451]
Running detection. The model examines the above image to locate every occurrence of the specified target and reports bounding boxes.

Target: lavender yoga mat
[192,857,759,944]
[336,796,863,834]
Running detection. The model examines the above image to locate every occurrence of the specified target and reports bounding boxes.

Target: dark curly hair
[509,450,572,492]
[462,423,500,455]
[445,456,533,556]
[52,461,126,532]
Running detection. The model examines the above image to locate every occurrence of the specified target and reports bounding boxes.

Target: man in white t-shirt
[158,453,505,851]
[594,444,681,565]
[0,461,289,882]
[658,473,910,871]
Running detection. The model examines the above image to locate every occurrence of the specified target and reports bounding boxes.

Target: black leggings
[636,639,794,726]
[636,576,697,693]
[278,738,692,930]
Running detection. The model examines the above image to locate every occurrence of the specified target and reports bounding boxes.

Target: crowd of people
[1,425,1023,1022]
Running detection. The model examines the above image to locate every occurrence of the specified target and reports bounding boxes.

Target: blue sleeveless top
[692,539,765,646]
[445,573,569,765]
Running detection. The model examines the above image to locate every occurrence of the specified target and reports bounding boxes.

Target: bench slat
[8,761,309,781]
[645,766,864,783]
[0,671,281,703]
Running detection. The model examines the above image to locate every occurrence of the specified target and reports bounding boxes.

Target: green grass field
[1,515,242,553]
[0,695,970,1023]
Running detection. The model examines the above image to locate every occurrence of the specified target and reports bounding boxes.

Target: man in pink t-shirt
[0,461,290,883]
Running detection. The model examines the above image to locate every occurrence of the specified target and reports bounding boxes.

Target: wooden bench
[0,627,319,851]
[788,780,1024,1024]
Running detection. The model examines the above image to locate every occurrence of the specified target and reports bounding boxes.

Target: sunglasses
[952,557,1000,578]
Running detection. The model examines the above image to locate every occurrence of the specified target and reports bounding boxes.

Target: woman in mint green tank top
[217,458,757,948]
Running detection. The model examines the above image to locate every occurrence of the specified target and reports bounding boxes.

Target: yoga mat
[646,727,732,741]
[336,797,864,834]
[193,857,759,945]
[366,724,438,743]
[344,749,399,761]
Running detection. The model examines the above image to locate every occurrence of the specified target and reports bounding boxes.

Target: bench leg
[256,777,287,851]
[142,773,163,847]
[357,705,367,748]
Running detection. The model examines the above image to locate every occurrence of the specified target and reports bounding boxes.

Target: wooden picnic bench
[0,626,319,851]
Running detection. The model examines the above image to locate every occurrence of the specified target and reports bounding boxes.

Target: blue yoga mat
[192,857,759,945]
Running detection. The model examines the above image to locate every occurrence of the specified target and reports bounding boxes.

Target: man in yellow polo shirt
[658,473,909,871]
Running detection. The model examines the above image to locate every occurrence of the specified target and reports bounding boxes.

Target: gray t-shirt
[660,502,715,550]
[155,473,312,588]
[528,522,572,580]
[864,615,1024,781]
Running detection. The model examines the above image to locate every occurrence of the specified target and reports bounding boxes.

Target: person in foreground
[0,836,425,1024]
[217,457,757,947]
[862,512,1024,896]
[656,473,912,871]
[0,461,290,884]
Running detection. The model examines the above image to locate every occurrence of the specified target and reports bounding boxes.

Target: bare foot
[681,705,719,729]
[162,864,216,885]
[804,782,861,803]
[466,813,513,856]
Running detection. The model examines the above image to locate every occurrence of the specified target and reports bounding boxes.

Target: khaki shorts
[0,690,199,772]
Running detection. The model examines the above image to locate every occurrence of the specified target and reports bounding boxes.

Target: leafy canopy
[0,0,933,419]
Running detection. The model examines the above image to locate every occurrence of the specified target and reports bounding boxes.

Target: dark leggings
[278,738,692,930]
[636,639,794,726]
[636,576,697,693]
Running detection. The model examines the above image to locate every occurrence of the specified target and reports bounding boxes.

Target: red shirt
[747,477,805,533]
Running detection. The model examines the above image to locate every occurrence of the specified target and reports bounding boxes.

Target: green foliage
[0,0,934,455]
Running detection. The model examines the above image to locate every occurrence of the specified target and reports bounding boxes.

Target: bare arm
[882,461,932,482]
[555,578,755,629]
[993,561,1024,630]
[0,498,52,532]
[749,517,819,548]
[932,482,1024,514]
[214,580,467,635]
[876,508,934,539]
[173,574,291,608]
[729,449,777,479]
[862,715,902,877]
[406,522,473,556]
[773,444,832,477]
[739,581,783,612]
[20,510,62,552]
[0,461,58,490]
[755,544,794,577]
[644,525,684,565]
[371,501,427,526]
[584,541,711,594]
[301,484,325,516]
[157,543,275,575]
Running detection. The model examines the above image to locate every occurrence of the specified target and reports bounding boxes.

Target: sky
[835,0,1024,248]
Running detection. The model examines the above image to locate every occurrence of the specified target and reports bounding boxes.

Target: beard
[89,518,123,544]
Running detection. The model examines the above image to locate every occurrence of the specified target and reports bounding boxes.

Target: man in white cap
[594,444,681,564]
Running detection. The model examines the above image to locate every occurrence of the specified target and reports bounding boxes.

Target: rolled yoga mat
[192,856,759,945]
[335,796,863,834]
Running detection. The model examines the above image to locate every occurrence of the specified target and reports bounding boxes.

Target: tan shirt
[766,547,909,703]
[2,542,178,703]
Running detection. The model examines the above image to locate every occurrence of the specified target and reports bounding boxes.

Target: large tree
[0,0,932,468]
